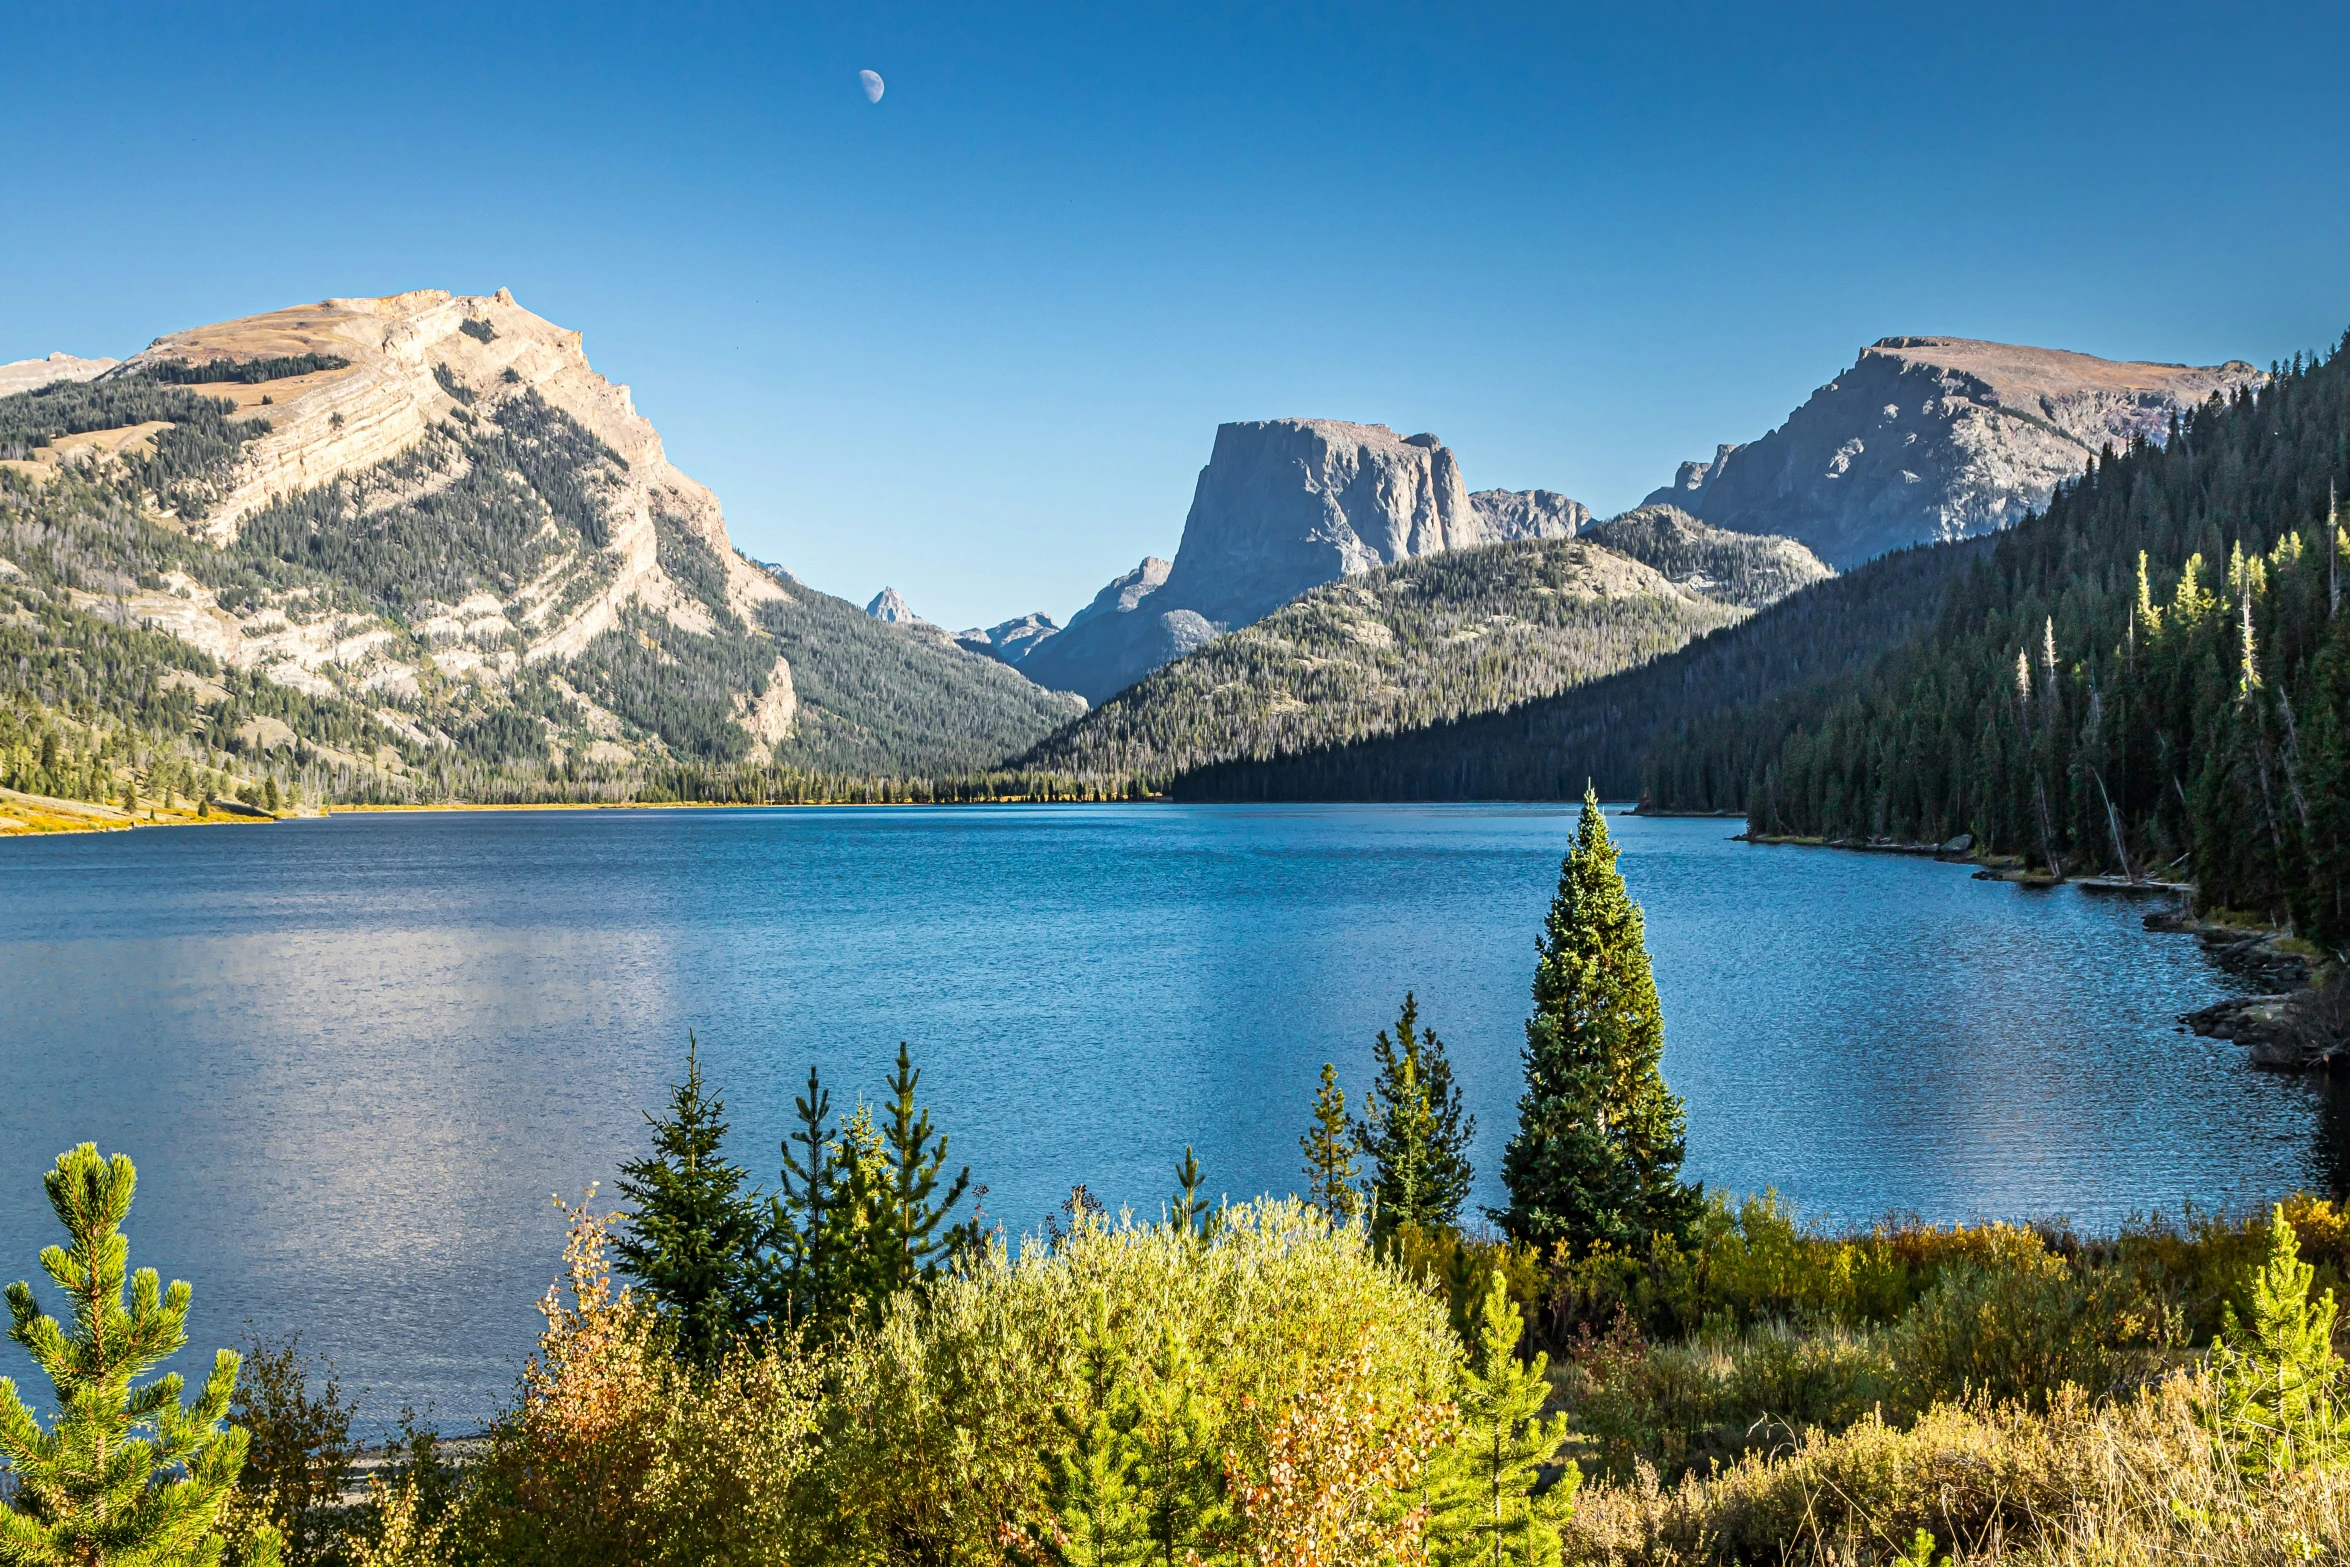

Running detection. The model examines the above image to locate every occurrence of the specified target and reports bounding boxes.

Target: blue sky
[5,2,2347,630]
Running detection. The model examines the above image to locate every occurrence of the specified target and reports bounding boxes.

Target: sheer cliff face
[1156,420,1486,628]
[1027,421,1519,704]
[1647,337,2263,567]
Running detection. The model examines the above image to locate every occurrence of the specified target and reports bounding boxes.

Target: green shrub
[814,1199,1459,1565]
[1887,1257,2182,1416]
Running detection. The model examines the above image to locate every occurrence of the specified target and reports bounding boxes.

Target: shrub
[814,1199,1460,1565]
[231,1332,359,1564]
[1886,1256,2182,1415]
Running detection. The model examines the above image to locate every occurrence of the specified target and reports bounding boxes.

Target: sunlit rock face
[1646,336,2264,567]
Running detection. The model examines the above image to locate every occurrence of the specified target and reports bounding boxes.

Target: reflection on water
[0,805,2325,1421]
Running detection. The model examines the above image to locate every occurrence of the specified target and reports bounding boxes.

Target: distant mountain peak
[1645,336,2263,565]
[866,587,921,623]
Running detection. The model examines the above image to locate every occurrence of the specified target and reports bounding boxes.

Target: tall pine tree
[1496,789,1697,1254]
[0,1145,274,1567]
[612,1038,766,1363]
[1355,992,1475,1240]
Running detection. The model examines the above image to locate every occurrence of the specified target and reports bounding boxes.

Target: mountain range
[0,294,2281,817]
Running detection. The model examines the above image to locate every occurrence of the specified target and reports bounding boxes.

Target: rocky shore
[2154,912,2336,1071]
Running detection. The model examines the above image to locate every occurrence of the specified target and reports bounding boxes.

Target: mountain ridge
[1644,335,2264,565]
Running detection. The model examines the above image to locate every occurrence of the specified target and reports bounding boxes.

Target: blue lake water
[0,803,2335,1425]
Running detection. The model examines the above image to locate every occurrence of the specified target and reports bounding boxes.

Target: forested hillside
[1649,334,2350,939]
[1016,536,1754,785]
[1176,539,1976,802]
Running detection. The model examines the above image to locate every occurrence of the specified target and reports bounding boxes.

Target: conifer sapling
[1356,992,1475,1240]
[875,1042,976,1290]
[1431,1273,1577,1567]
[1299,1064,1362,1224]
[1170,1148,1208,1238]
[2214,1203,2350,1475]
[0,1144,276,1567]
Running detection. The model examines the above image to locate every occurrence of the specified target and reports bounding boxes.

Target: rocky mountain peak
[866,587,920,623]
[1470,488,1590,541]
[1644,337,2265,566]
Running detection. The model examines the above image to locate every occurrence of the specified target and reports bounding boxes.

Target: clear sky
[5,2,2347,631]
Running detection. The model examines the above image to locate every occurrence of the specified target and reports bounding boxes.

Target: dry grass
[0,785,271,836]
[1564,1372,2350,1566]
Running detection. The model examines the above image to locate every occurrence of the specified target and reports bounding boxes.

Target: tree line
[1176,540,1979,803]
[1648,334,2350,938]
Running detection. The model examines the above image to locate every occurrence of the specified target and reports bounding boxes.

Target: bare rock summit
[866,587,920,623]
[1470,488,1590,540]
[956,612,1060,665]
[1646,337,2263,566]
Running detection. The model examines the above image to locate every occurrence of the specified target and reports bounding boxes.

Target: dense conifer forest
[1020,536,1756,786]
[1650,334,2350,938]
[1175,540,1978,802]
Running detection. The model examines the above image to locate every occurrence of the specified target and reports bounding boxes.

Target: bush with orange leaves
[453,1191,821,1567]
[1204,1337,1454,1567]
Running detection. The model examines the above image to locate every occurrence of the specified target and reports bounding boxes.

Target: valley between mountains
[0,289,2289,830]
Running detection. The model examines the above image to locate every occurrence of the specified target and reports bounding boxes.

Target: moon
[859,69,884,103]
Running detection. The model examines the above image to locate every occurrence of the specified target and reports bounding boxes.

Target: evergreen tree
[1496,789,1697,1253]
[611,1038,765,1363]
[1355,992,1475,1240]
[873,1042,975,1291]
[770,1066,851,1329]
[0,1144,275,1567]
[1170,1147,1208,1237]
[1033,1293,1146,1567]
[1430,1274,1579,1567]
[1298,1064,1362,1223]
[2214,1205,2350,1476]
[1127,1329,1223,1567]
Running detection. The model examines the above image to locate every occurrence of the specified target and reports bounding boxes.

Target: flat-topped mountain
[0,290,1077,798]
[1645,336,2264,565]
[1025,422,1599,703]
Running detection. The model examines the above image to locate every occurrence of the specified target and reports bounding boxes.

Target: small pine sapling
[1127,1329,1224,1566]
[2214,1203,2350,1475]
[611,1037,766,1364]
[0,1144,276,1567]
[1170,1148,1208,1238]
[1030,1293,1146,1567]
[1299,1064,1362,1224]
[875,1042,975,1291]
[1356,992,1475,1241]
[1430,1273,1577,1567]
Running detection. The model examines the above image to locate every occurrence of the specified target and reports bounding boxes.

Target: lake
[0,803,2333,1426]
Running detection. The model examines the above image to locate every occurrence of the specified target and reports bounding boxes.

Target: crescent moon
[860,69,885,103]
